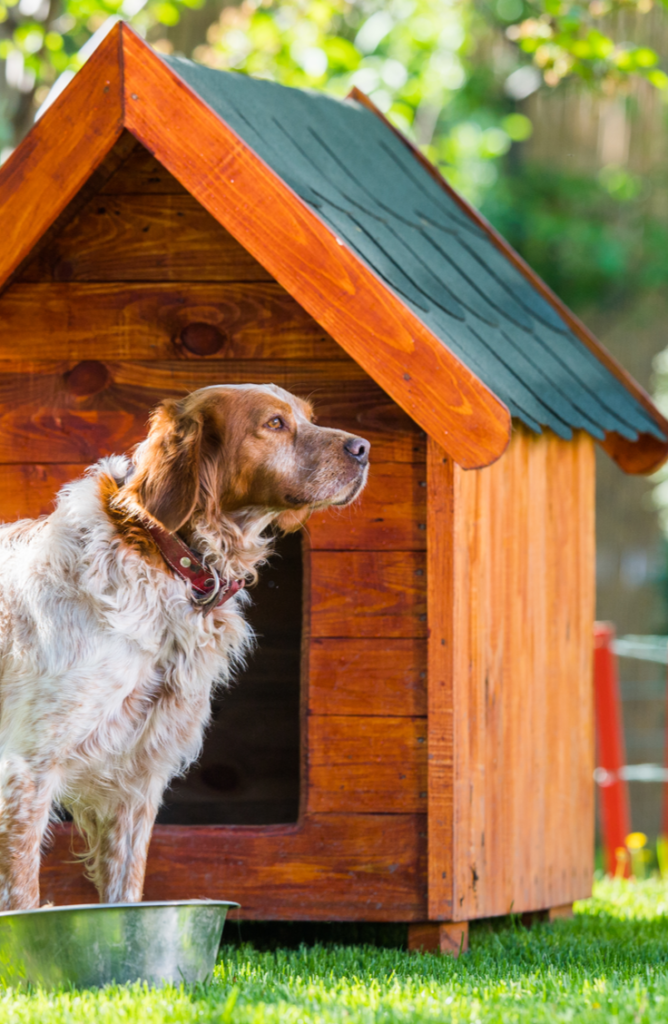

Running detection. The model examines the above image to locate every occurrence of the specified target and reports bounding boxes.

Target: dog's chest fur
[0,457,252,815]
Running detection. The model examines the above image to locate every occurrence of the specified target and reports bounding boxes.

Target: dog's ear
[131,399,204,532]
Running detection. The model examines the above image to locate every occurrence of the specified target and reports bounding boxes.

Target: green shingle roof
[164,55,664,444]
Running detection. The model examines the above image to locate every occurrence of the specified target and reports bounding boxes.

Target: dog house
[1,23,667,953]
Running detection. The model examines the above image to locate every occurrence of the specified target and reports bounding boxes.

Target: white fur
[0,455,255,907]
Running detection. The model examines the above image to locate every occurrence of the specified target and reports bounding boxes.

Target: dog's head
[122,384,369,534]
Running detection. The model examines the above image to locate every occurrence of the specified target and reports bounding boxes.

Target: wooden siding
[427,426,596,921]
[0,135,429,919]
[0,128,595,922]
[308,639,427,717]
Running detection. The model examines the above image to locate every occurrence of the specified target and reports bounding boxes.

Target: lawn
[2,878,668,1023]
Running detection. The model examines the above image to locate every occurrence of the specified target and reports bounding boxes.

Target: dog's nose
[344,436,369,465]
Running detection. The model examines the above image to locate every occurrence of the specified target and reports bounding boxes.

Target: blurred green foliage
[188,0,668,310]
[483,163,668,309]
[0,0,200,91]
[193,0,523,201]
[190,0,668,204]
[505,0,668,90]
[1,0,668,314]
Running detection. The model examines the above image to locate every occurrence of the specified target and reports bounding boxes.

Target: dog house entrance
[157,533,302,825]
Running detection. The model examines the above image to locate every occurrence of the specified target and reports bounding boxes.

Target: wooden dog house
[1,23,667,951]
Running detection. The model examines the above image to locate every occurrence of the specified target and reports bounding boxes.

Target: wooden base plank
[408,921,469,956]
[40,815,428,921]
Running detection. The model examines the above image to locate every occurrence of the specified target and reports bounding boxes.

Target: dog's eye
[265,416,285,430]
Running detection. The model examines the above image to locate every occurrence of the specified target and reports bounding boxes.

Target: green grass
[3,878,668,1022]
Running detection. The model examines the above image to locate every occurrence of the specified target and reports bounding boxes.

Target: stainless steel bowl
[0,900,238,989]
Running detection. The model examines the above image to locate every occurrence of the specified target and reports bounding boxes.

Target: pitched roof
[164,56,661,449]
[0,23,665,472]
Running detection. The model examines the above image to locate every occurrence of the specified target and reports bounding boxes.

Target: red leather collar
[144,521,244,613]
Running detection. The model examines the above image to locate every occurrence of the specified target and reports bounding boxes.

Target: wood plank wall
[2,135,594,922]
[0,136,429,920]
[428,426,596,921]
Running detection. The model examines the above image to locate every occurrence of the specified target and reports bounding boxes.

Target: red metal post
[662,647,668,841]
[593,622,631,876]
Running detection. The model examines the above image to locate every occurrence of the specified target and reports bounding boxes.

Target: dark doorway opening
[157,532,302,825]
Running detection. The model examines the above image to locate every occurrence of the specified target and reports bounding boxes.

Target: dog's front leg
[0,757,55,910]
[87,800,159,904]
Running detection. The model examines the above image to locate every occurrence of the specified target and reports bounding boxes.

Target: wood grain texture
[0,463,83,521]
[0,282,341,361]
[308,638,427,717]
[120,25,510,469]
[307,715,427,813]
[431,425,596,922]
[426,442,455,919]
[19,195,274,283]
[308,461,427,551]
[40,816,428,920]
[349,87,668,473]
[309,550,427,638]
[600,430,668,475]
[100,142,189,194]
[2,134,139,298]
[0,362,422,464]
[407,921,469,956]
[0,29,124,292]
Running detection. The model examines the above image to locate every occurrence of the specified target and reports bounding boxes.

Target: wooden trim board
[0,23,510,469]
[350,87,668,473]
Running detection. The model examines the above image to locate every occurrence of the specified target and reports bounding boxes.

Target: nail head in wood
[179,322,226,357]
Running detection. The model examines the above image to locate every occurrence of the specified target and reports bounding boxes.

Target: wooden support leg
[520,909,548,928]
[521,904,574,927]
[547,903,573,921]
[408,921,469,957]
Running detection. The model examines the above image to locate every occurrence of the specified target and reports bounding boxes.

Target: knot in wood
[65,360,110,398]
[179,323,226,357]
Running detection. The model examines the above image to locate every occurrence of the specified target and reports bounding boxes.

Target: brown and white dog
[0,384,369,910]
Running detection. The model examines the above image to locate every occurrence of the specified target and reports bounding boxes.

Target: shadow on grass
[223,920,408,951]
[222,908,668,979]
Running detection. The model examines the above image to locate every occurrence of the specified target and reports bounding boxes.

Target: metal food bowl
[0,899,238,990]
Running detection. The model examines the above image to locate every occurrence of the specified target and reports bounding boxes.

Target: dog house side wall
[428,426,596,923]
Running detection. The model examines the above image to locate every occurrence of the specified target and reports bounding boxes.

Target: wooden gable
[1,22,666,473]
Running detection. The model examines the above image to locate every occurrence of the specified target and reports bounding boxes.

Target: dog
[0,383,369,910]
